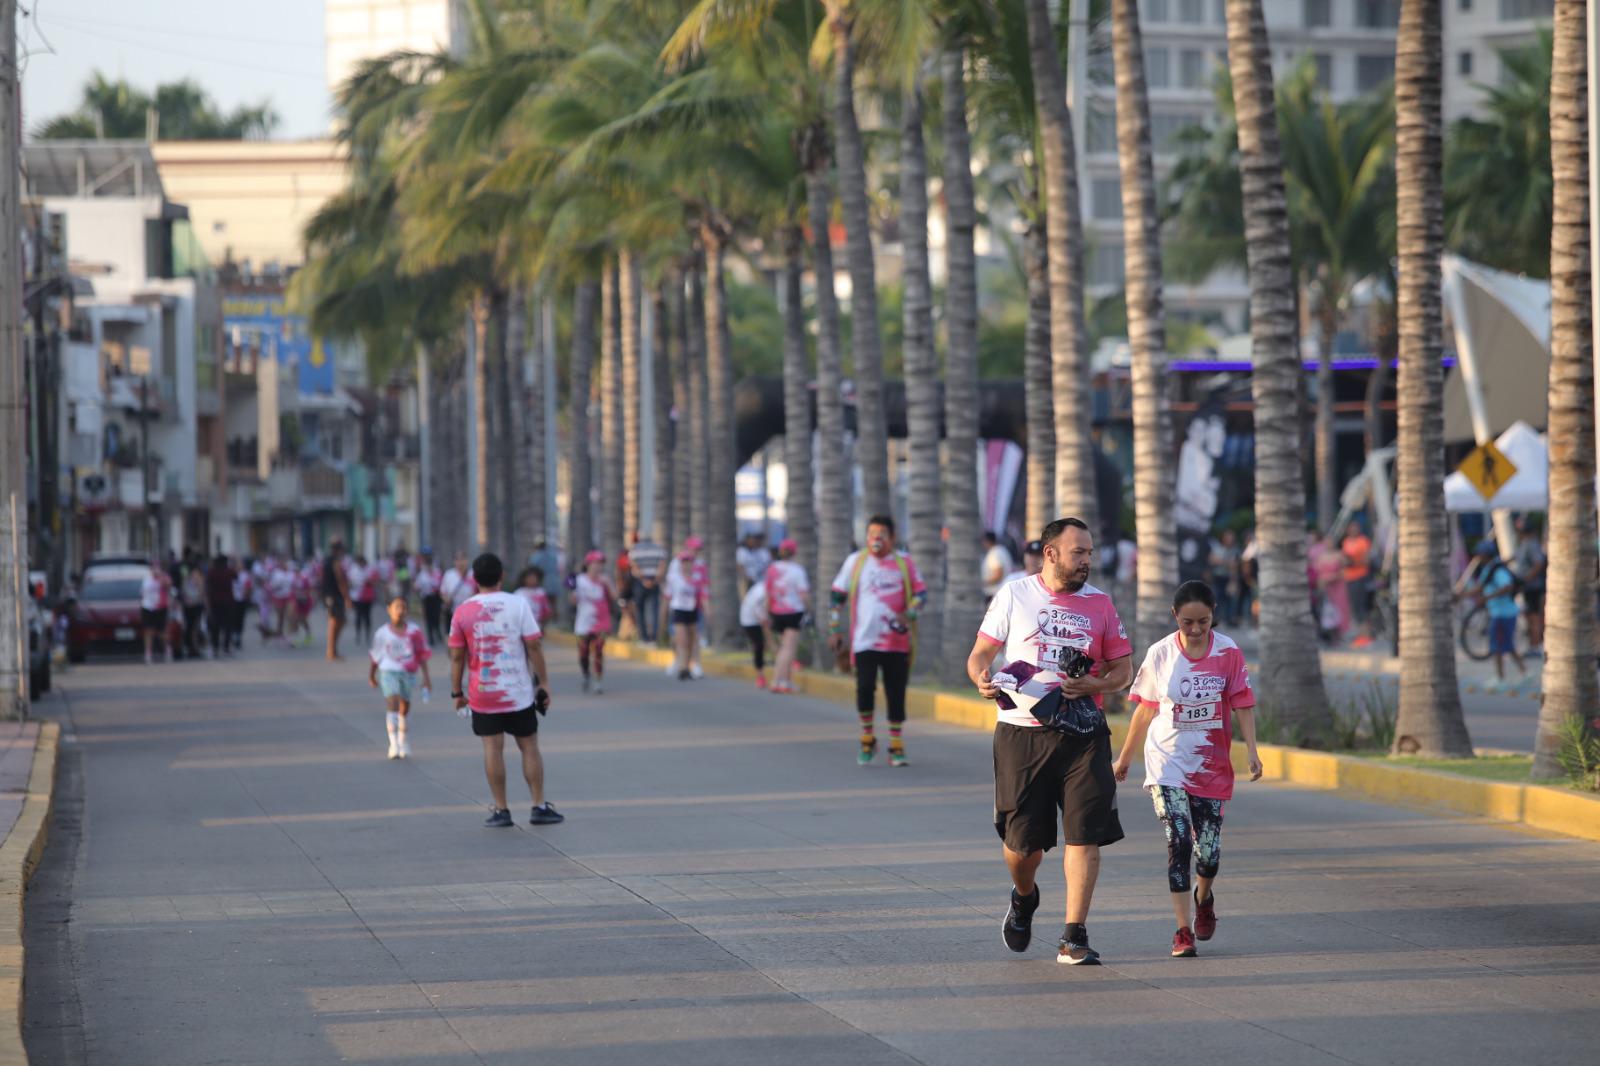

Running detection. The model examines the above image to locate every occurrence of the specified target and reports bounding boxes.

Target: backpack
[844,552,917,669]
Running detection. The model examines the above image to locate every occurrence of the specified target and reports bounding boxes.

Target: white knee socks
[386,710,400,737]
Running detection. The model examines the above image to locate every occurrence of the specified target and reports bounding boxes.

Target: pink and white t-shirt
[831,551,927,655]
[516,585,553,625]
[414,565,442,597]
[765,560,809,616]
[140,571,170,612]
[1129,631,1255,800]
[664,558,706,613]
[370,620,431,674]
[572,575,613,636]
[977,574,1133,728]
[448,591,542,713]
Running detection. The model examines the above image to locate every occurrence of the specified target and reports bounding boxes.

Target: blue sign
[222,294,337,395]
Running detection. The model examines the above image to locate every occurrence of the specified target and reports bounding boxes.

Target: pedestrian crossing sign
[1457,440,1517,501]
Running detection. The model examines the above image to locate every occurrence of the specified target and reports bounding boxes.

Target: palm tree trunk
[621,249,643,541]
[1224,0,1331,740]
[567,281,598,567]
[669,263,692,550]
[687,250,711,544]
[1024,0,1099,537]
[523,287,547,550]
[1112,0,1179,658]
[828,9,890,517]
[601,260,625,564]
[1533,0,1597,777]
[472,292,491,551]
[899,77,945,676]
[652,282,673,546]
[703,220,740,646]
[1392,0,1471,758]
[501,287,527,563]
[941,46,983,684]
[1316,296,1338,529]
[1023,208,1055,537]
[806,155,853,609]
[780,228,820,619]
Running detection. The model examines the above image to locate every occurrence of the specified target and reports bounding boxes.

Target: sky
[19,0,333,139]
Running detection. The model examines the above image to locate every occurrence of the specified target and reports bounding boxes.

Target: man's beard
[1054,561,1090,592]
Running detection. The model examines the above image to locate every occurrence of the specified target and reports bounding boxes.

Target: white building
[325,0,469,103]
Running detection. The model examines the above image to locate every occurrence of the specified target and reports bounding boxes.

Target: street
[22,640,1600,1066]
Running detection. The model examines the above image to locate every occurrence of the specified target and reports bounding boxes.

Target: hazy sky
[20,0,332,139]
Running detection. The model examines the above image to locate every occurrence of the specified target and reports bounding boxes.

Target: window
[1214,0,1226,24]
[1313,52,1333,90]
[1179,0,1204,23]
[1089,244,1126,288]
[1458,50,1474,76]
[1459,0,1472,9]
[1356,53,1395,92]
[1355,0,1401,27]
[1092,178,1123,220]
[1147,46,1171,88]
[1151,110,1205,152]
[1087,107,1117,153]
[1499,0,1554,17]
[1180,48,1206,88]
[1304,0,1331,28]
[1148,0,1170,20]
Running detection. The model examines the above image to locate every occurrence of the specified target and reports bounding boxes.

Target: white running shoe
[398,736,411,759]
[664,662,678,677]
[593,681,604,695]
[387,738,399,760]
[690,663,704,679]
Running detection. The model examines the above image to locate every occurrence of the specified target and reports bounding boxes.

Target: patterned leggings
[1151,785,1225,894]
[577,634,606,678]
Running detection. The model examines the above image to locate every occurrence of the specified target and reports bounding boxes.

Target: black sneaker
[1002,885,1040,952]
[484,808,513,828]
[530,803,565,825]
[1057,929,1102,966]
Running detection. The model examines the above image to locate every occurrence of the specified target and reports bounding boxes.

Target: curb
[548,633,1600,846]
[0,721,60,1066]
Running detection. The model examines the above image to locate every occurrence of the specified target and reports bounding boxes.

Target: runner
[290,561,317,647]
[1113,580,1262,958]
[441,551,478,630]
[204,553,235,658]
[830,515,927,767]
[739,577,770,689]
[368,597,433,759]
[966,516,1132,965]
[180,557,206,659]
[414,549,445,646]
[515,566,555,628]
[231,557,253,652]
[665,537,707,680]
[448,553,564,828]
[267,561,296,647]
[573,551,616,694]
[982,532,1014,599]
[140,558,172,665]
[349,554,377,642]
[764,538,809,693]
[628,533,668,645]
[322,541,352,661]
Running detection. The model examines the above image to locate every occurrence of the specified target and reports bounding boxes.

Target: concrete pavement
[23,639,1600,1065]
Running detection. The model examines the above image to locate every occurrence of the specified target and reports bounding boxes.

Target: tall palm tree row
[621,251,644,541]
[1533,0,1597,778]
[651,283,674,546]
[703,220,742,645]
[568,282,599,564]
[1222,0,1331,739]
[668,264,693,551]
[1392,0,1470,758]
[779,227,820,610]
[600,263,625,563]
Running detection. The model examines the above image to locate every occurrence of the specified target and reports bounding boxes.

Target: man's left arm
[450,646,468,708]
[525,638,552,708]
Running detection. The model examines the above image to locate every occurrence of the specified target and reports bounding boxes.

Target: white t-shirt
[441,568,477,609]
[573,574,613,636]
[739,581,768,628]
[665,558,702,612]
[737,546,772,586]
[830,551,926,655]
[447,591,542,713]
[370,621,429,673]
[268,567,294,601]
[1115,539,1138,585]
[764,560,809,616]
[140,572,167,611]
[414,564,442,596]
[982,544,1014,597]
[977,574,1133,728]
[1130,631,1255,801]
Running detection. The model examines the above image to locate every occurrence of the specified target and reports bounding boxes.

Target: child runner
[739,577,770,689]
[573,551,615,694]
[516,567,554,628]
[368,597,433,759]
[765,538,809,693]
[1114,580,1263,959]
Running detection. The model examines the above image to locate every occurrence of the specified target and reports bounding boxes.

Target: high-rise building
[324,0,469,103]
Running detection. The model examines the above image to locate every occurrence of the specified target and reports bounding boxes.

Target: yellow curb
[0,721,60,1066]
[546,633,1600,845]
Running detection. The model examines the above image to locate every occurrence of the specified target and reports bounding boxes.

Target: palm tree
[1391,0,1470,758]
[668,263,693,549]
[621,250,644,539]
[35,72,279,140]
[703,217,742,644]
[568,281,600,564]
[1023,0,1099,535]
[780,227,820,608]
[804,146,855,603]
[601,261,625,563]
[652,282,674,545]
[1222,0,1331,741]
[472,294,492,549]
[1109,0,1177,657]
[687,252,711,544]
[1532,0,1597,778]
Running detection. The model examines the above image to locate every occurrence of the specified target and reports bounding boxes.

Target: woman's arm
[1235,707,1264,781]
[1112,703,1160,781]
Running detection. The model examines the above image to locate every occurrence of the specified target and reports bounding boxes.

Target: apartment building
[325,0,469,103]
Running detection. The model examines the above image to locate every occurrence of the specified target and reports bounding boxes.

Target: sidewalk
[23,646,1600,1065]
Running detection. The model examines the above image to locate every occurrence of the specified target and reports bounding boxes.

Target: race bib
[1173,701,1220,731]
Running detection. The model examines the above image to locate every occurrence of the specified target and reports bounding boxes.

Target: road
[23,639,1600,1065]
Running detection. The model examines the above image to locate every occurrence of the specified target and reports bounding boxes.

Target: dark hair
[528,565,544,581]
[1172,580,1217,612]
[1040,517,1091,547]
[866,514,896,535]
[472,552,505,588]
[983,531,998,545]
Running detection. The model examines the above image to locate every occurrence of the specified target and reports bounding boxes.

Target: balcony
[302,463,347,512]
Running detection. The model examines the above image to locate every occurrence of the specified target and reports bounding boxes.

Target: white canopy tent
[1443,421,1549,513]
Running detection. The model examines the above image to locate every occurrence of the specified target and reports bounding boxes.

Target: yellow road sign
[1457,440,1518,501]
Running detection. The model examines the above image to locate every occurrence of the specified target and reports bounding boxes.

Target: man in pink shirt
[449,553,564,828]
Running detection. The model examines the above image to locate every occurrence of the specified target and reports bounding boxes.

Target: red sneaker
[1193,890,1217,941]
[755,675,768,690]
[1171,926,1197,958]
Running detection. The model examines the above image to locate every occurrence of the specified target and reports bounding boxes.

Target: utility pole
[0,0,28,719]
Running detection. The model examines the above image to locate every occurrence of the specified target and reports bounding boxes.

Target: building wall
[325,0,468,103]
[1442,0,1552,121]
[41,196,165,288]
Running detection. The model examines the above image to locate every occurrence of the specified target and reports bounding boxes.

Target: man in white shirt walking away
[981,532,1014,599]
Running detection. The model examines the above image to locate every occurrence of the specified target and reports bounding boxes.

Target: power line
[42,10,324,52]
[40,18,325,81]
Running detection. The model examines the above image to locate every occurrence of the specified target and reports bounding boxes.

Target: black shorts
[993,721,1124,854]
[671,608,699,626]
[770,612,803,632]
[140,608,168,631]
[1523,587,1545,613]
[471,705,539,738]
[324,595,346,623]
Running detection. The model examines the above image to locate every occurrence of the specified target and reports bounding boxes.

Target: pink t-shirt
[977,574,1133,728]
[573,575,613,636]
[831,551,927,655]
[516,586,553,626]
[765,560,809,616]
[448,591,542,712]
[1130,630,1254,800]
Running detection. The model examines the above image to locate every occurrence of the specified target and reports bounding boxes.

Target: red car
[66,564,151,662]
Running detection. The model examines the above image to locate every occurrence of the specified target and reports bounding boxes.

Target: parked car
[65,564,151,663]
[27,588,50,698]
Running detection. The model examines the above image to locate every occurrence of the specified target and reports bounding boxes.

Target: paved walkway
[23,642,1600,1065]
